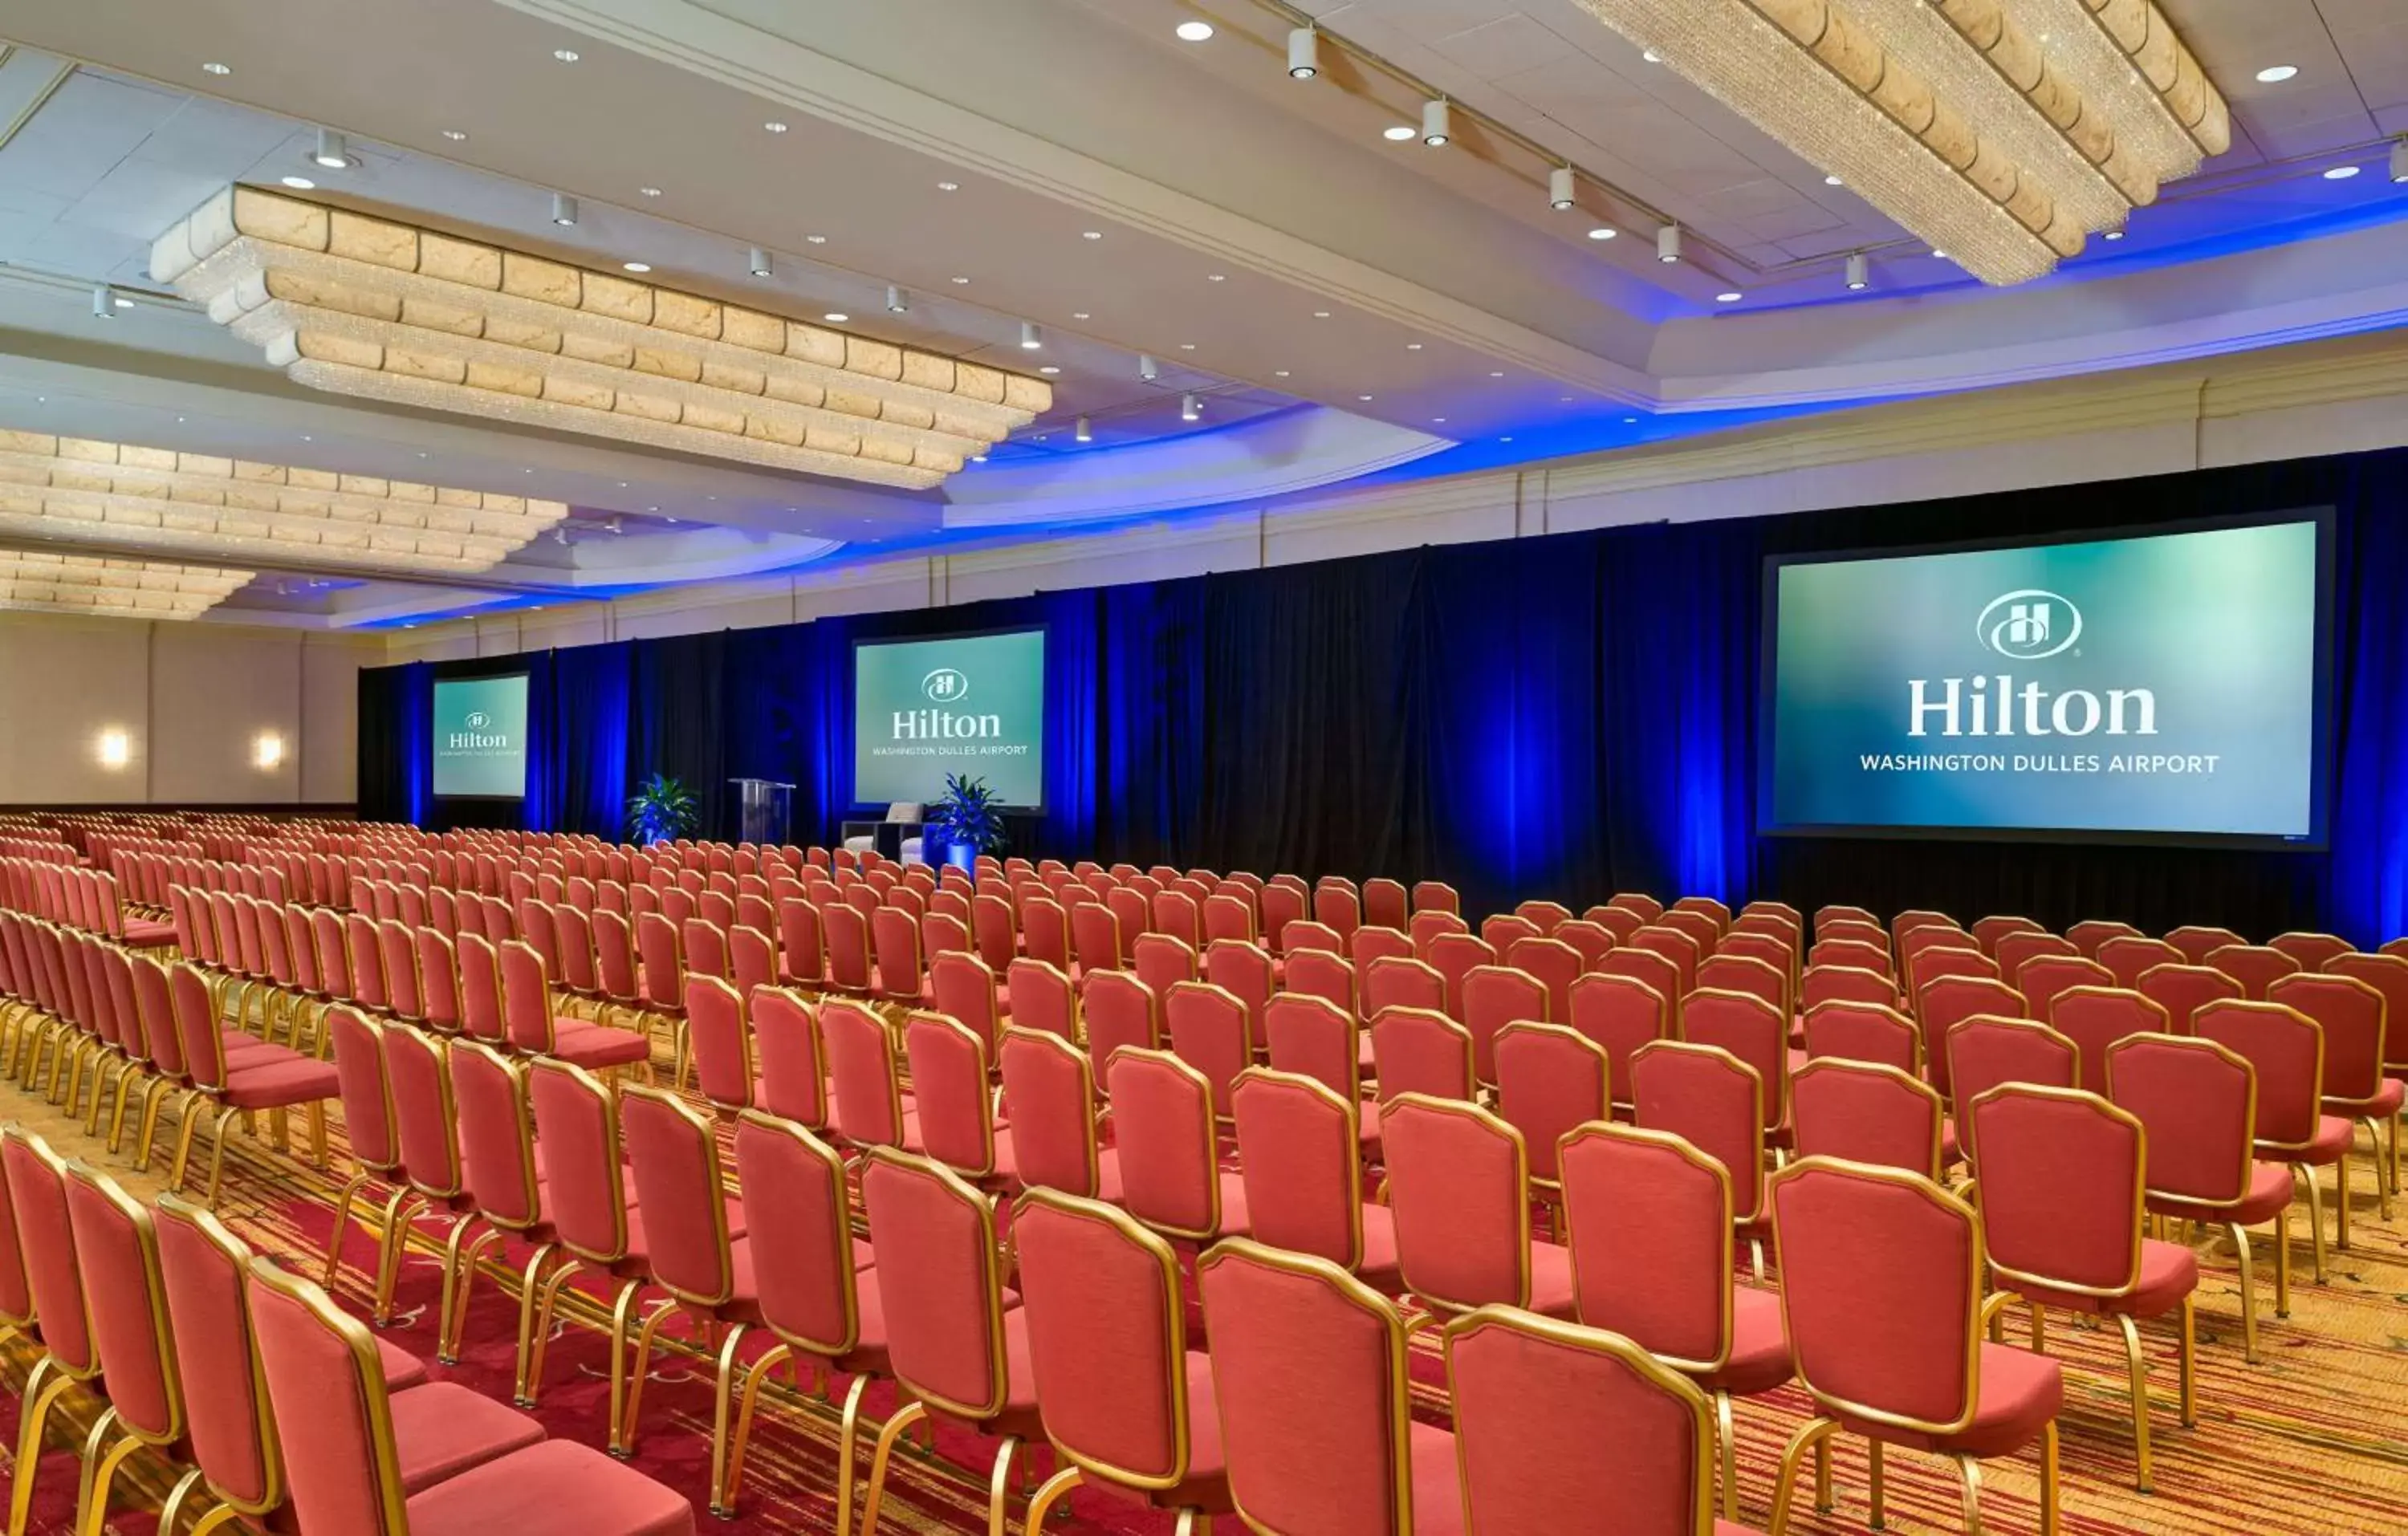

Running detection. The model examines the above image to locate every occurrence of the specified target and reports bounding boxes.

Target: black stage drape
[360,445,2408,944]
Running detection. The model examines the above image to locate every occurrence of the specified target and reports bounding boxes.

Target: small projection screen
[430,673,531,799]
[852,628,1046,808]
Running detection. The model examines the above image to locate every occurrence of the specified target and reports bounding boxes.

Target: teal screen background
[854,630,1047,807]
[431,675,530,798]
[1763,519,2325,839]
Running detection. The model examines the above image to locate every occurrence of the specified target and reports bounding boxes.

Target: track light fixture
[748,246,773,278]
[1019,320,1043,351]
[886,284,909,314]
[550,192,578,228]
[92,282,117,319]
[1287,27,1319,79]
[1421,98,1450,147]
[1845,252,1869,291]
[1549,166,1576,211]
[1076,416,1093,443]
[1138,353,1160,382]
[2394,138,2408,185]
[1657,223,1682,264]
[311,128,351,169]
[1181,393,1202,423]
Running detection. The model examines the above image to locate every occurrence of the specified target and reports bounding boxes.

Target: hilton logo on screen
[448,709,511,750]
[1908,588,2157,739]
[895,668,1000,740]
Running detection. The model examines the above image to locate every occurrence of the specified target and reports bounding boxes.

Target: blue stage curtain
[355,445,2408,944]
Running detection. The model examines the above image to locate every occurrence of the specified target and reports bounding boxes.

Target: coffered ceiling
[0,0,2398,630]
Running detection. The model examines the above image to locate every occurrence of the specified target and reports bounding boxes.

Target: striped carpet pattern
[3,1070,2405,1534]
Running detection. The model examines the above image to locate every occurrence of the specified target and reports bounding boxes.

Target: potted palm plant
[926,773,1007,871]
[625,772,701,845]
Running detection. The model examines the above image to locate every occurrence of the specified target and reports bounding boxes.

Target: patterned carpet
[3,1070,2405,1534]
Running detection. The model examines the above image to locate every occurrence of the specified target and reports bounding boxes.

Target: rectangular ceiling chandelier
[151,187,1051,489]
[0,429,568,577]
[1569,0,2230,284]
[0,551,251,620]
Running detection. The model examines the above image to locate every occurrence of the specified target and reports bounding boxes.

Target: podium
[728,778,795,846]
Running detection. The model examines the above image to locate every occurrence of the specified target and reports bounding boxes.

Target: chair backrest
[1996,931,2078,983]
[1380,1094,1532,1312]
[1006,957,1076,1039]
[449,1039,543,1230]
[730,923,779,998]
[382,1020,462,1200]
[824,999,909,1149]
[1108,1046,1229,1242]
[1427,933,1496,1020]
[2098,935,2185,990]
[1446,1306,1719,1535]
[1769,1157,1983,1434]
[623,1086,739,1306]
[244,1259,412,1536]
[1946,1015,2079,1165]
[1409,908,1469,960]
[2268,931,2353,971]
[750,985,828,1128]
[734,1111,860,1357]
[904,1012,998,1178]
[1362,879,1410,930]
[1678,987,1788,1132]
[1263,991,1360,1099]
[2207,943,2302,1001]
[777,896,825,984]
[1165,980,1251,1120]
[1368,1006,1475,1105]
[1462,964,1548,1085]
[1557,1123,1731,1371]
[1567,971,1669,1111]
[1916,973,2027,1099]
[1971,915,2044,954]
[1967,1085,2145,1297]
[152,1195,283,1516]
[2046,985,2169,1094]
[169,961,234,1092]
[998,1026,1105,1197]
[928,949,1003,1058]
[1203,940,1275,1052]
[1230,1069,1368,1271]
[2136,961,2246,1036]
[63,1160,184,1443]
[1197,1239,1420,1536]
[1013,1190,1194,1491]
[2268,972,2387,1103]
[1362,955,1445,1021]
[862,1149,1012,1419]
[1629,925,1700,992]
[1800,999,1920,1075]
[823,902,872,991]
[1631,1042,1765,1222]
[1284,920,1345,957]
[1070,900,1123,977]
[1133,933,1198,1000]
[1,1128,93,1374]
[2194,999,2324,1149]
[2019,953,2113,1020]
[1807,942,1892,981]
[2105,1033,2258,1208]
[2329,950,2408,1071]
[686,973,755,1114]
[526,1058,633,1262]
[1494,1022,1608,1185]
[377,918,422,1019]
[1790,1059,1943,1179]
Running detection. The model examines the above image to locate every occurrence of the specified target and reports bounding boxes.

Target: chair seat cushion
[1409,1421,1464,1535]
[405,1437,698,1536]
[378,1335,431,1391]
[387,1381,545,1492]
[2007,1238,2199,1320]
[219,1054,340,1109]
[1359,1204,1405,1296]
[2149,1160,2295,1226]
[1083,1353,1236,1514]
[1527,1239,1578,1319]
[1698,1286,1793,1396]
[2277,1115,2356,1166]
[833,1258,894,1378]
[1834,1343,2063,1458]
[2333,1077,2408,1117]
[548,1018,653,1071]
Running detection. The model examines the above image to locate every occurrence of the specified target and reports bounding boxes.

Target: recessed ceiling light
[1082,230,1103,241]
[806,234,828,244]
[824,311,850,323]
[1489,371,1504,378]
[1206,273,1226,282]
[1499,436,1513,443]
[950,275,970,284]
[280,176,316,190]
[1179,343,1197,351]
[552,48,580,63]
[1641,47,1662,63]
[1623,416,1638,423]
[2324,164,2361,180]
[1020,321,1044,350]
[202,62,231,75]
[551,192,578,227]
[1930,249,1948,258]
[622,261,652,273]
[2255,64,2299,83]
[1586,226,1616,241]
[1405,343,1423,351]
[1274,369,1291,377]
[2102,229,2125,241]
[1432,417,1446,423]
[937,181,960,192]
[311,128,352,169]
[300,435,313,442]
[1312,310,1331,319]
[1357,394,1373,401]
[1072,311,1092,319]
[764,120,789,133]
[640,185,662,197]
[1175,20,1215,42]
[1824,174,1844,186]
[1038,365,1061,375]
[1715,291,1743,303]
[1383,125,1417,142]
[442,129,468,142]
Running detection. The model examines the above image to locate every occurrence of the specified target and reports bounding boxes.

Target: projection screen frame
[1755,507,2336,851]
[430,670,533,802]
[850,623,1049,814]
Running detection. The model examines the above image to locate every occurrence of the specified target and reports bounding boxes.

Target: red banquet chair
[2105,1033,2295,1363]
[2065,919,2143,958]
[1011,1189,1236,1529]
[1767,1157,2064,1535]
[753,987,833,1132]
[1368,1006,1476,1106]
[1462,964,1547,1087]
[244,1256,694,1536]
[904,1012,1010,1185]
[2099,935,2185,991]
[1109,1047,1253,1245]
[1446,1304,1759,1535]
[1493,1021,1608,1208]
[1166,980,1253,1123]
[1971,915,2044,955]
[1568,970,1669,1115]
[2269,931,2354,971]
[999,1026,1119,1201]
[1364,954,1446,1022]
[1380,1092,1575,1319]
[1997,931,2079,984]
[2269,971,2402,1209]
[1681,987,1791,1151]
[1947,1015,2079,1168]
[1230,1068,1401,1292]
[1790,1058,1946,1179]
[2208,943,2303,1000]
[1800,998,1922,1075]
[1083,969,1161,1083]
[1195,1239,1454,1533]
[1631,1041,1770,1281]
[2048,985,2170,1095]
[1918,973,2027,1104]
[2195,998,2354,1274]
[1558,1121,1792,1521]
[1968,1083,2199,1492]
[2137,961,2245,1037]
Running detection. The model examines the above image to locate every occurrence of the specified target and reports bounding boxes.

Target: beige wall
[0,613,376,806]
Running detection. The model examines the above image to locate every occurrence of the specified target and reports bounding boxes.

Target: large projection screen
[1759,514,2332,847]
[431,674,531,799]
[853,628,1046,808]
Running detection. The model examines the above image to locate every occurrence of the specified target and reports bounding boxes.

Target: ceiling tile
[1737,202,1849,243]
[0,72,184,201]
[1426,14,1564,77]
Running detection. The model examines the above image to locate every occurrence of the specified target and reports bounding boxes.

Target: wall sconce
[254,732,286,770]
[96,729,132,769]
